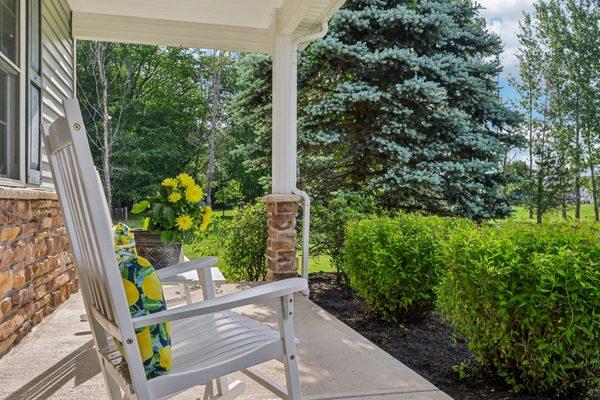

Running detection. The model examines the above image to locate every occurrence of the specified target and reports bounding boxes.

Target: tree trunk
[559,155,568,220]
[584,130,599,222]
[574,94,582,220]
[205,53,225,207]
[536,170,544,224]
[528,93,535,220]
[591,167,599,222]
[96,43,113,208]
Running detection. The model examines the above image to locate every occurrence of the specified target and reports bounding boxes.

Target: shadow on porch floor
[0,284,451,400]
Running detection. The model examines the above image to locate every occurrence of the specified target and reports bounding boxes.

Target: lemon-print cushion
[113,223,172,378]
[114,222,137,252]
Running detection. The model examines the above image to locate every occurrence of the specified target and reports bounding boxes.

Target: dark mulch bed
[308,273,576,400]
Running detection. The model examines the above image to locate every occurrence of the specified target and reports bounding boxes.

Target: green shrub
[437,221,600,395]
[222,201,268,281]
[311,192,381,273]
[342,213,471,322]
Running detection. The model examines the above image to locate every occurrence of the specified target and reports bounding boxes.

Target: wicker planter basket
[132,230,182,269]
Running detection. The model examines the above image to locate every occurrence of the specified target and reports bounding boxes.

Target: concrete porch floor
[0,284,452,400]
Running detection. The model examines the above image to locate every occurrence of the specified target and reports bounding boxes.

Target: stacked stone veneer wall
[264,194,301,281]
[0,188,78,356]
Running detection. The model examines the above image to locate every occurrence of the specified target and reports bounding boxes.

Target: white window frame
[0,0,33,188]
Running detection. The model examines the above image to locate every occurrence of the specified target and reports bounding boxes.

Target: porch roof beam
[72,12,274,54]
[278,0,319,35]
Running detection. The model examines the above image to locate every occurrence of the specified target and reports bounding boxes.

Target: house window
[0,0,42,183]
[0,0,20,179]
[27,0,42,184]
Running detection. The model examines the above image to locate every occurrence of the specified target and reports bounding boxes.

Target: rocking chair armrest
[155,256,219,280]
[132,278,308,329]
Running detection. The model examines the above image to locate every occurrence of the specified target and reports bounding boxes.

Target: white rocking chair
[43,99,307,400]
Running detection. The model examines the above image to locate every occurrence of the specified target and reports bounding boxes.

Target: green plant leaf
[153,203,163,221]
[160,230,173,246]
[163,206,175,224]
[131,200,150,214]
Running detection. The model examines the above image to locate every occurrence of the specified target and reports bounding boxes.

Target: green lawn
[510,204,598,222]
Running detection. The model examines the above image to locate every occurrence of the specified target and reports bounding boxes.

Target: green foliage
[222,201,268,281]
[342,213,472,322]
[302,0,523,219]
[224,54,273,200]
[131,174,212,245]
[77,42,212,207]
[437,221,600,394]
[213,180,243,212]
[504,160,530,206]
[311,192,381,272]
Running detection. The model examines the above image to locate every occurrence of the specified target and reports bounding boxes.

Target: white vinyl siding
[40,0,73,188]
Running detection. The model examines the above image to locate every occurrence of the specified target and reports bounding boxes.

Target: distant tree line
[510,0,599,223]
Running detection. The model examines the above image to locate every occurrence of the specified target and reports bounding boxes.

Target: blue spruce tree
[302,0,522,219]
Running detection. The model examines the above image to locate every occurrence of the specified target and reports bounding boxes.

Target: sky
[477,0,536,103]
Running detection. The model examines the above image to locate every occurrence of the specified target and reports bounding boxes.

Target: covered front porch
[2,0,451,399]
[0,285,451,400]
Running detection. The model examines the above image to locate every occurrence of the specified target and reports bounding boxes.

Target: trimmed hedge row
[437,221,600,394]
[341,215,599,395]
[342,213,472,321]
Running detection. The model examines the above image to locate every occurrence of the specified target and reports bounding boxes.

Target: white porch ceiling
[67,0,345,53]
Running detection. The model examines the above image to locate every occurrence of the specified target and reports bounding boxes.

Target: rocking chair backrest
[42,99,150,397]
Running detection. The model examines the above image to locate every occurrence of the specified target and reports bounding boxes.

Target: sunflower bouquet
[131,173,212,245]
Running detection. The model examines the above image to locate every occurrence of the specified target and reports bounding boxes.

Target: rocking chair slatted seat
[43,98,307,400]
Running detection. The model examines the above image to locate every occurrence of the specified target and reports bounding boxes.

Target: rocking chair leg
[202,378,245,400]
[216,376,229,396]
[180,283,193,305]
[278,295,302,400]
[90,320,124,400]
[203,381,214,400]
[100,363,124,400]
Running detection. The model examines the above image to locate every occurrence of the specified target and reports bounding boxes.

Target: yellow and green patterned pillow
[113,223,172,378]
[114,222,137,252]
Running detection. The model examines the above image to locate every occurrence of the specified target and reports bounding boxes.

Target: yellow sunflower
[161,178,178,188]
[200,206,212,231]
[177,173,195,188]
[185,185,203,203]
[176,215,193,231]
[168,192,181,203]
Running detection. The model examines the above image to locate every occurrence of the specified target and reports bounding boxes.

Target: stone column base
[263,194,301,281]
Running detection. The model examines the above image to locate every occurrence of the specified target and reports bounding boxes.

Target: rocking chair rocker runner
[43,99,308,400]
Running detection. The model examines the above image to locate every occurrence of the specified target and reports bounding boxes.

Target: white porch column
[265,12,301,281]
[271,13,297,194]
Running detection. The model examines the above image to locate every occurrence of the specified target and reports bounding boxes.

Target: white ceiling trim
[72,12,274,54]
[67,0,283,29]
[278,0,319,35]
[69,0,347,53]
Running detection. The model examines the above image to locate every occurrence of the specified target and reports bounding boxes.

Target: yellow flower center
[185,185,203,203]
[161,178,178,188]
[168,192,182,203]
[177,173,195,188]
[176,215,193,231]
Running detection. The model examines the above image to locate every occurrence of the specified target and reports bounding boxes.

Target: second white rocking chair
[43,99,307,400]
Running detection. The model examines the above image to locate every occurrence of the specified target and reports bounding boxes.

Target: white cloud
[477,0,536,78]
